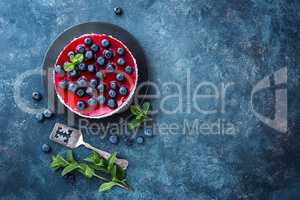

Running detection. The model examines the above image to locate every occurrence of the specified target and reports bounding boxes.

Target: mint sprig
[128,102,150,130]
[63,53,84,72]
[50,150,131,192]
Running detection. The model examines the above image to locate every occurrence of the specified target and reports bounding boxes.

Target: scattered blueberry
[144,128,153,137]
[87,64,96,73]
[87,98,97,107]
[117,47,124,56]
[78,63,86,71]
[110,81,118,89]
[42,144,51,153]
[103,50,113,59]
[32,91,42,101]
[101,39,110,48]
[97,84,106,93]
[136,136,144,144]
[35,112,44,122]
[96,71,104,80]
[54,65,64,75]
[76,88,85,97]
[67,51,75,57]
[59,80,68,89]
[125,66,133,74]
[68,70,79,78]
[119,86,128,96]
[108,89,117,98]
[76,45,85,53]
[43,109,53,118]
[85,50,94,60]
[97,95,106,105]
[89,78,98,88]
[85,87,95,97]
[107,99,117,109]
[117,58,125,66]
[109,135,119,144]
[91,44,99,53]
[77,100,86,110]
[68,83,78,93]
[106,63,115,72]
[124,136,134,146]
[84,37,93,46]
[96,56,106,66]
[116,73,125,81]
[77,76,88,87]
[114,7,122,16]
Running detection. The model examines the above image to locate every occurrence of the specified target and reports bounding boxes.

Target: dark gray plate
[42,22,148,127]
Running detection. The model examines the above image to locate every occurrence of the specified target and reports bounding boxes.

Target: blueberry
[85,50,94,60]
[97,95,106,105]
[68,83,78,93]
[110,81,118,89]
[76,45,85,53]
[97,84,106,93]
[65,173,76,184]
[125,66,133,74]
[77,100,86,110]
[78,63,86,71]
[117,58,125,66]
[43,109,53,118]
[103,50,113,59]
[91,44,99,53]
[68,70,79,78]
[35,112,44,122]
[54,65,64,75]
[117,47,124,56]
[85,87,95,97]
[87,98,97,107]
[108,89,117,98]
[106,63,115,73]
[76,88,85,97]
[32,91,42,101]
[42,144,51,153]
[124,137,134,146]
[89,78,98,88]
[84,37,92,46]
[144,128,153,137]
[107,99,117,109]
[116,73,124,81]
[77,76,88,87]
[96,56,106,66]
[136,136,144,144]
[109,135,119,144]
[101,39,110,48]
[87,64,96,73]
[114,7,123,15]
[95,71,104,80]
[67,51,74,57]
[59,80,68,89]
[119,86,128,96]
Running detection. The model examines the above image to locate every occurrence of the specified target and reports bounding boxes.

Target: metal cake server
[49,123,128,170]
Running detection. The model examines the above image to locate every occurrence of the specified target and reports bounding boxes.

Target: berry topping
[117,58,125,66]
[87,98,97,107]
[114,7,123,16]
[103,49,113,59]
[84,37,92,46]
[119,86,128,96]
[108,89,117,98]
[91,44,99,53]
[109,135,119,144]
[76,45,85,53]
[85,87,96,97]
[107,99,117,109]
[95,71,104,80]
[97,84,106,93]
[78,63,86,71]
[87,64,96,73]
[97,95,106,105]
[55,65,64,75]
[77,100,86,110]
[68,70,79,78]
[101,39,110,48]
[125,66,133,74]
[59,80,68,89]
[75,88,85,97]
[117,47,124,56]
[43,109,53,118]
[89,78,98,88]
[67,51,75,57]
[96,56,106,66]
[32,91,42,101]
[68,83,78,92]
[77,76,88,87]
[136,136,145,144]
[106,63,115,73]
[110,81,118,90]
[116,73,125,81]
[85,50,94,60]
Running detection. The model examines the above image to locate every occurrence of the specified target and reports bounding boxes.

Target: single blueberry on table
[59,80,68,90]
[144,128,153,137]
[43,109,53,118]
[106,63,115,73]
[116,73,125,81]
[78,63,86,71]
[110,81,118,90]
[96,56,106,66]
[103,50,113,59]
[84,37,92,46]
[76,45,85,53]
[68,70,79,78]
[68,83,78,93]
[85,87,95,97]
[125,66,133,74]
[101,39,110,48]
[95,71,104,80]
[97,95,106,105]
[42,144,51,153]
[77,76,88,87]
[119,86,128,96]
[89,78,98,88]
[87,64,96,73]
[97,84,106,93]
[107,99,117,109]
[124,136,134,146]
[117,47,124,56]
[136,136,144,144]
[76,88,85,97]
[85,50,94,60]
[32,91,42,101]
[54,65,64,75]
[109,135,119,144]
[117,58,125,66]
[35,112,44,122]
[91,44,99,53]
[77,100,86,110]
[114,7,123,16]
[108,89,117,98]
[67,51,74,57]
[87,98,97,107]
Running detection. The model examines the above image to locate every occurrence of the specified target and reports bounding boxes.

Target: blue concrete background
[0,0,300,199]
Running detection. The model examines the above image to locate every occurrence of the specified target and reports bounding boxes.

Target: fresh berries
[42,144,51,153]
[84,37,93,46]
[76,88,85,97]
[35,112,44,122]
[85,50,94,60]
[108,89,117,98]
[91,44,99,53]
[97,84,106,93]
[101,39,110,48]
[77,100,86,110]
[106,63,115,72]
[88,98,97,107]
[78,63,86,71]
[117,58,125,66]
[85,87,95,97]
[125,66,133,74]
[68,83,78,93]
[76,45,85,53]
[55,65,64,75]
[32,91,42,101]
[96,56,106,66]
[119,86,128,96]
[59,80,68,89]
[43,109,53,118]
[109,135,119,144]
[117,47,124,56]
[77,76,88,87]
[116,73,125,81]
[103,50,113,59]
[89,78,98,88]
[110,81,118,90]
[87,64,96,73]
[136,136,144,144]
[96,71,104,80]
[124,136,134,146]
[114,7,123,16]
[107,99,117,109]
[97,95,106,105]
[67,51,74,57]
[68,70,79,78]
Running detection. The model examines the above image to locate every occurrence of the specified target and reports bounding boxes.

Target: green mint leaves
[128,102,150,130]
[50,150,131,192]
[63,53,84,72]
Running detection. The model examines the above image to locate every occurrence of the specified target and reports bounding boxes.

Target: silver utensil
[49,123,128,170]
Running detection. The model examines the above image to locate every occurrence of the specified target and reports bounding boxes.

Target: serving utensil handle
[83,142,128,170]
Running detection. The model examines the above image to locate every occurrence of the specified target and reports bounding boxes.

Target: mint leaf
[51,155,68,170]
[78,164,94,178]
[99,181,118,192]
[63,62,75,72]
[61,163,79,176]
[142,102,150,114]
[128,118,141,130]
[66,150,75,163]
[130,105,142,116]
[74,53,84,63]
[107,153,117,171]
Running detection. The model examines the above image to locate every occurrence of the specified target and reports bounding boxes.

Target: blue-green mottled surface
[0,0,300,199]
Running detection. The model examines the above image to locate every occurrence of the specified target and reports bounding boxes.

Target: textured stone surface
[0,0,300,199]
